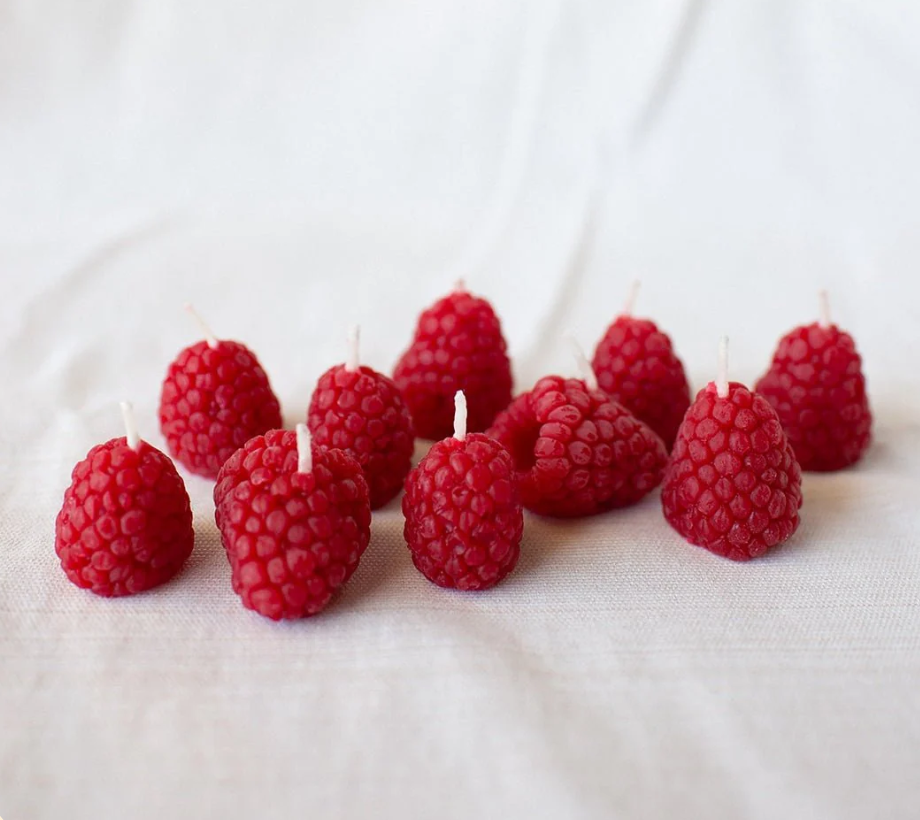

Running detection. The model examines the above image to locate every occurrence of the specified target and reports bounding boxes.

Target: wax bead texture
[756,323,871,471]
[308,364,414,509]
[403,432,523,590]
[394,290,513,441]
[488,376,667,518]
[160,340,282,479]
[215,429,371,620]
[54,438,194,596]
[592,315,691,450]
[662,382,803,561]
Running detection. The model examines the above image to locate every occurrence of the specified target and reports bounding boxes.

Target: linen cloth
[2,1,919,818]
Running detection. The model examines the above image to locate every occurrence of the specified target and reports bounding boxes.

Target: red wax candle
[159,304,282,479]
[393,282,513,440]
[591,282,690,450]
[214,424,371,620]
[308,326,415,509]
[54,402,194,596]
[662,338,803,561]
[403,391,523,590]
[755,291,872,471]
[486,337,667,518]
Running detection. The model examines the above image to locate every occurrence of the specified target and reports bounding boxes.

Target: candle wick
[184,303,219,349]
[818,289,831,329]
[345,324,361,372]
[564,331,599,391]
[622,279,641,317]
[453,391,468,441]
[119,401,142,451]
[453,278,468,293]
[716,336,730,399]
[296,423,313,475]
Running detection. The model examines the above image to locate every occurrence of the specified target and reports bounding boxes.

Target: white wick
[454,278,468,293]
[622,280,641,316]
[119,401,142,451]
[184,303,219,349]
[716,336,730,399]
[564,331,599,390]
[345,324,361,372]
[296,423,313,475]
[453,391,468,441]
[818,289,831,329]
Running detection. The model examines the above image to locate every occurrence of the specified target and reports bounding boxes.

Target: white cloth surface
[2,1,919,818]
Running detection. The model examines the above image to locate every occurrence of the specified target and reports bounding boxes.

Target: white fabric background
[2,1,919,818]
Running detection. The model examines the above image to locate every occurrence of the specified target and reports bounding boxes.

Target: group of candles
[54,283,872,619]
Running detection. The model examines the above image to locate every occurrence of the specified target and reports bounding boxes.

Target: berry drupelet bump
[214,425,371,620]
[393,282,513,440]
[591,282,691,449]
[308,326,414,509]
[403,391,523,590]
[159,304,282,479]
[54,402,194,596]
[755,291,871,471]
[662,337,803,561]
[487,337,668,518]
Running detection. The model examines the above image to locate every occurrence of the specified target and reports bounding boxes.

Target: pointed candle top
[184,303,219,349]
[453,391,468,441]
[119,401,142,451]
[564,331,599,391]
[716,336,730,399]
[296,423,313,475]
[622,280,641,317]
[345,324,361,372]
[818,289,831,329]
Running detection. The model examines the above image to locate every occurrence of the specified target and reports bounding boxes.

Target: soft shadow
[338,505,413,605]
[762,468,869,561]
[184,512,230,583]
[510,513,573,583]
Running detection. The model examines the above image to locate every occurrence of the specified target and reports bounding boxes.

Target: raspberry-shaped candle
[393,282,513,440]
[159,304,282,479]
[486,339,667,518]
[403,392,523,590]
[54,403,194,596]
[591,282,690,449]
[308,326,414,509]
[755,292,871,471]
[662,338,803,561]
[214,425,371,620]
